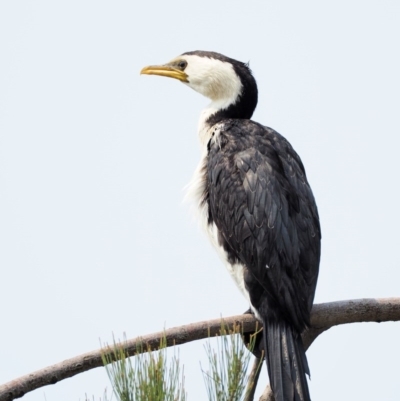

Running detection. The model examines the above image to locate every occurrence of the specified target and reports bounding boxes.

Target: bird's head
[141,51,258,119]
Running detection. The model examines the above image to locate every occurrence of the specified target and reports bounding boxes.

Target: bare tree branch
[1,297,399,401]
[244,356,262,401]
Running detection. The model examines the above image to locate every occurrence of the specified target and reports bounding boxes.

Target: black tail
[263,319,311,401]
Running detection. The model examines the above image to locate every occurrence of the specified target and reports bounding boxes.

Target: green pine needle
[101,335,186,401]
[202,323,262,401]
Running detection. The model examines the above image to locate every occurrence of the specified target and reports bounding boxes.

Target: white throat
[197,98,236,146]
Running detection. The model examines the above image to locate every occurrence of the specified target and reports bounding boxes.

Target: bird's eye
[177,60,187,70]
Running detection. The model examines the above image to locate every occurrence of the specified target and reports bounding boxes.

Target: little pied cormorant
[141,51,321,401]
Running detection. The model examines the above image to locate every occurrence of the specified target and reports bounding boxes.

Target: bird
[141,51,321,401]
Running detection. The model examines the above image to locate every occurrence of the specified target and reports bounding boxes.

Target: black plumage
[206,120,320,329]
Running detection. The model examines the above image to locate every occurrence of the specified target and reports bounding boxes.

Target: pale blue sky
[1,1,400,400]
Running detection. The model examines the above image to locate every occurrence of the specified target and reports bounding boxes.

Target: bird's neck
[197,87,257,147]
[197,99,230,146]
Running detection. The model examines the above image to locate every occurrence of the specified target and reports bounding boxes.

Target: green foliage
[101,336,186,401]
[202,324,262,401]
[83,390,111,401]
[100,324,262,401]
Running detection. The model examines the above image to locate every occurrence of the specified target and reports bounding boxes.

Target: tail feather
[263,320,311,401]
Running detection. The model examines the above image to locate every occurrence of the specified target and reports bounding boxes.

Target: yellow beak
[140,65,188,83]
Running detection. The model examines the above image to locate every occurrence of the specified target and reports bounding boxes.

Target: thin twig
[244,356,263,401]
[1,297,399,401]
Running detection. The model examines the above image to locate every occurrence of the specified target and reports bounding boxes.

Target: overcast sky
[1,1,400,400]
